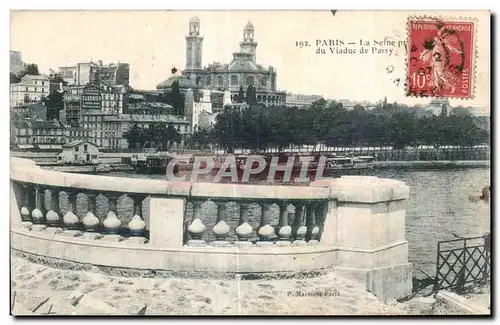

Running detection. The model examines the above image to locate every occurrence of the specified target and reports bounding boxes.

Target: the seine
[97,167,490,277]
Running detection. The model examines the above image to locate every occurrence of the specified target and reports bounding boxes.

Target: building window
[206,76,211,86]
[246,76,255,86]
[261,77,267,87]
[230,75,238,86]
[196,77,202,86]
[25,87,28,92]
[34,81,37,85]
[75,146,79,152]
[217,76,224,86]
[84,144,88,151]
[42,81,45,86]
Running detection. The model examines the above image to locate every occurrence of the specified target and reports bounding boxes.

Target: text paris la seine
[295,39,407,55]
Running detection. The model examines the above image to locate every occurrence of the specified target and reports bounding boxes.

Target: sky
[10,10,490,115]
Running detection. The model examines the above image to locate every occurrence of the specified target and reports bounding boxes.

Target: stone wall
[10,157,413,302]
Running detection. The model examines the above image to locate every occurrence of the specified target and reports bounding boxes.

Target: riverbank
[42,164,134,174]
[373,160,490,170]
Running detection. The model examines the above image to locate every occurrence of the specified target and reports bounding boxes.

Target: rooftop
[31,120,67,129]
[62,140,99,148]
[157,75,194,89]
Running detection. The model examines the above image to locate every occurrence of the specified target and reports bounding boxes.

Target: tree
[170,80,183,116]
[208,98,490,153]
[10,73,20,84]
[237,86,245,103]
[10,63,40,84]
[44,91,65,120]
[190,127,212,149]
[245,85,257,105]
[123,124,147,149]
[450,106,472,117]
[51,75,69,86]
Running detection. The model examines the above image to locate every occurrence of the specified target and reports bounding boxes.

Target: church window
[246,76,255,86]
[217,76,224,86]
[231,75,238,86]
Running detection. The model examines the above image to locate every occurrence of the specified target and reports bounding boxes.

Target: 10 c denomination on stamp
[406,18,475,99]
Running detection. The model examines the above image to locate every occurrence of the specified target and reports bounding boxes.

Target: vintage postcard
[9,10,491,316]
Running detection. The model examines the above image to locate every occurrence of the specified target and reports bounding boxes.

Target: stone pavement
[11,255,405,316]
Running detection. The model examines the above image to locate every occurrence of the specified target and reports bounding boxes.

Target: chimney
[98,60,103,66]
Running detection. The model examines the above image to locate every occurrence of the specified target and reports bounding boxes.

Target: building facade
[10,75,50,107]
[52,60,130,87]
[57,140,100,165]
[285,93,323,108]
[11,120,33,147]
[64,85,85,127]
[79,112,190,149]
[157,17,286,107]
[31,120,67,147]
[90,61,130,87]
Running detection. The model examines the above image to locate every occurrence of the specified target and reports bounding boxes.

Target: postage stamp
[406,17,475,99]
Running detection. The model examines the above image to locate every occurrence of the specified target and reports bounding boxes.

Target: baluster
[45,187,63,234]
[187,200,207,247]
[256,202,276,247]
[276,202,292,246]
[102,194,122,242]
[31,186,46,231]
[235,202,253,247]
[212,201,231,247]
[19,184,33,229]
[293,203,307,246]
[82,192,102,239]
[127,195,147,244]
[314,202,327,242]
[62,190,82,237]
[306,203,320,245]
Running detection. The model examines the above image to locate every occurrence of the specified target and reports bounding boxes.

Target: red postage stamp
[406,18,475,99]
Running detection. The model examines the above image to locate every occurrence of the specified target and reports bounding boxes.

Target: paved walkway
[11,256,404,315]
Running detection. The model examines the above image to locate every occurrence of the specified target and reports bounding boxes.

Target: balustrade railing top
[10,157,331,200]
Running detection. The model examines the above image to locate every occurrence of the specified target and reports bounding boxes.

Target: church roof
[156,75,194,89]
[229,59,258,71]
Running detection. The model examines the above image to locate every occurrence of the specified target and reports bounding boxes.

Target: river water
[100,167,490,276]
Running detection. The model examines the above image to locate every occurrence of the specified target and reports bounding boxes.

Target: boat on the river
[131,153,175,174]
[326,155,375,170]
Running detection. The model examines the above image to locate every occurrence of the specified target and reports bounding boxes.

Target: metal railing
[433,234,491,293]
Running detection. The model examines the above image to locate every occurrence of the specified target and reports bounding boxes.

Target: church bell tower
[185,17,203,71]
[239,21,258,63]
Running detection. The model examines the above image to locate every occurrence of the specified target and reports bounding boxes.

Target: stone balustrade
[10,157,413,302]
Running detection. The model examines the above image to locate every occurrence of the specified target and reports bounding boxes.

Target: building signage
[81,84,102,109]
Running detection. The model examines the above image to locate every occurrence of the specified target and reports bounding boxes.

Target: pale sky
[10,10,490,114]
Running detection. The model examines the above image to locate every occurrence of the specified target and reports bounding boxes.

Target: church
[157,17,287,107]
